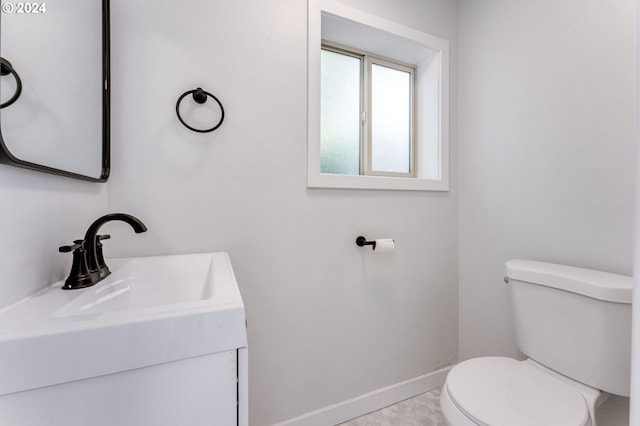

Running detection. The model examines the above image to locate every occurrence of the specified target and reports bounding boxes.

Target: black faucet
[59,213,148,290]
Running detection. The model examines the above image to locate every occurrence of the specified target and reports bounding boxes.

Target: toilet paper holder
[355,236,376,249]
[355,236,396,252]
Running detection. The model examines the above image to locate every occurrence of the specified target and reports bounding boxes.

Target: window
[321,45,415,178]
[308,0,450,191]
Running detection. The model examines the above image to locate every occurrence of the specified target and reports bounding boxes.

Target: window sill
[307,172,449,191]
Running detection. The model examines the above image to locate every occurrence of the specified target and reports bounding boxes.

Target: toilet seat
[443,357,591,426]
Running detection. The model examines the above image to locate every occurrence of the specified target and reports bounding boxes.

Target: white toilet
[441,259,632,426]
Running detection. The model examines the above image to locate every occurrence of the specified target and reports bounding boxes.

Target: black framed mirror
[0,0,110,182]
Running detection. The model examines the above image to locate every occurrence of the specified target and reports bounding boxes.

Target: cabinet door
[0,351,238,426]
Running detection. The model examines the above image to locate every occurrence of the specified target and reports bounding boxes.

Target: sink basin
[0,252,247,397]
[53,253,230,318]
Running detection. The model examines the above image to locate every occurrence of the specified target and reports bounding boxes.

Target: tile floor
[338,388,447,426]
[337,387,631,426]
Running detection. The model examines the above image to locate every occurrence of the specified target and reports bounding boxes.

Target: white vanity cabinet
[0,347,248,425]
[0,252,248,426]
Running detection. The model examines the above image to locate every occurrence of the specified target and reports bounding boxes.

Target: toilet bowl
[440,260,632,426]
[440,357,604,426]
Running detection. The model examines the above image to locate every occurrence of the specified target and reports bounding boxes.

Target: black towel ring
[175,87,225,133]
[0,57,22,109]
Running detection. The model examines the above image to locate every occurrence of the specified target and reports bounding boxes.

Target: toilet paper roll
[373,239,395,252]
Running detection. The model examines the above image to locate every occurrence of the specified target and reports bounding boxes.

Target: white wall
[105,0,459,424]
[458,0,636,360]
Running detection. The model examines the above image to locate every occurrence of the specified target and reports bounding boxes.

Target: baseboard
[273,366,452,426]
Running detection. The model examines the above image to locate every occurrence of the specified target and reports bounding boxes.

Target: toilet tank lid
[505,260,632,304]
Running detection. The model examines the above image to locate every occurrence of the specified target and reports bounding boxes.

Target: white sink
[0,252,247,397]
[53,253,231,317]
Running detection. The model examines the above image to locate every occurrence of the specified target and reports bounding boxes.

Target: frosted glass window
[370,64,412,174]
[319,44,415,178]
[320,49,361,175]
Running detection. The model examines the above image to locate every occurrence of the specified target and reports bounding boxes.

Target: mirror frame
[0,0,110,182]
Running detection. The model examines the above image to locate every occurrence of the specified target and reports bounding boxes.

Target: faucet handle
[95,234,111,272]
[59,240,95,290]
[59,240,85,253]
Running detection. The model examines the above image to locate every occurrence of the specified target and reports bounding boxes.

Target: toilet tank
[505,260,632,397]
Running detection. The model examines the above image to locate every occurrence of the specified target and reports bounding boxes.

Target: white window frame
[308,0,450,191]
